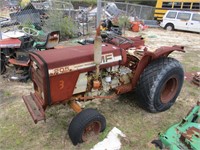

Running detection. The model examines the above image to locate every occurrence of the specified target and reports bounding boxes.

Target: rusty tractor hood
[30,43,123,71]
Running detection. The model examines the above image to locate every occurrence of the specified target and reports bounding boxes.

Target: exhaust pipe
[94,35,102,79]
[93,26,102,89]
[94,25,102,80]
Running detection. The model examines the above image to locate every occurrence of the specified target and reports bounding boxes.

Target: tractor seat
[34,31,60,50]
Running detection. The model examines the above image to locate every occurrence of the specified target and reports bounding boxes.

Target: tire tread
[68,108,106,145]
[135,57,184,112]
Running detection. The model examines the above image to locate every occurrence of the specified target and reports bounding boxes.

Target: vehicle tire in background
[135,57,184,113]
[1,54,6,74]
[68,108,106,145]
[165,23,174,31]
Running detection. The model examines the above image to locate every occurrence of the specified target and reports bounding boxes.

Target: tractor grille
[31,60,45,104]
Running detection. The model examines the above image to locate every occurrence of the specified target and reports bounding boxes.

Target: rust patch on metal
[22,92,45,124]
[8,58,30,67]
[181,127,200,140]
[126,36,145,49]
[185,72,200,87]
[115,83,132,94]
[82,121,101,142]
[180,127,200,149]
[93,80,101,89]
[160,76,178,104]
[192,72,200,86]
[77,94,117,101]
[68,101,82,113]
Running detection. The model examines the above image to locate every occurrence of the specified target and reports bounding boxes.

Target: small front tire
[68,108,106,145]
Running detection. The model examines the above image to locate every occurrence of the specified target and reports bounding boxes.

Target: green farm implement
[152,101,200,150]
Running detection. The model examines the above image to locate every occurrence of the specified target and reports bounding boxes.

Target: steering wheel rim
[22,27,39,36]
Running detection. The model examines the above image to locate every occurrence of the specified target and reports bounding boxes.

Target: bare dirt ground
[0,28,200,150]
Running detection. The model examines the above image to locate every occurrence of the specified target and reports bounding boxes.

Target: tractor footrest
[9,58,29,67]
[22,93,45,124]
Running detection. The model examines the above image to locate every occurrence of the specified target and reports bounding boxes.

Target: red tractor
[23,31,185,145]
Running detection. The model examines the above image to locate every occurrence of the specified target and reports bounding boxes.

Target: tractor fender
[131,45,185,88]
[149,45,185,59]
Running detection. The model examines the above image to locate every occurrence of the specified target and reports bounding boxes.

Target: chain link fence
[0,1,97,40]
[0,0,155,40]
[102,1,154,20]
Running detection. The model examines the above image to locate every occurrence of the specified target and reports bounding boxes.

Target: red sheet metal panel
[8,58,29,66]
[0,38,21,48]
[34,43,122,69]
[50,71,79,104]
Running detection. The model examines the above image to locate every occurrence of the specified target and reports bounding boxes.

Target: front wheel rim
[82,121,101,142]
[160,76,178,104]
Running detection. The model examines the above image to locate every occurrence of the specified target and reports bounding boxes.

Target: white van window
[192,14,200,21]
[177,13,191,20]
[166,12,177,18]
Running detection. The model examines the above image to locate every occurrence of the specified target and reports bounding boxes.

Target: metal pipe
[96,0,102,27]
[0,26,2,40]
[94,35,102,79]
[94,0,102,81]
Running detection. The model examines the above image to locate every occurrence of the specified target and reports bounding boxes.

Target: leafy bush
[44,10,79,40]
[116,15,131,30]
[72,0,97,9]
[20,0,31,8]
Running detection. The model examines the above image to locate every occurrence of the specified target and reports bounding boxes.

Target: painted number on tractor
[59,80,64,90]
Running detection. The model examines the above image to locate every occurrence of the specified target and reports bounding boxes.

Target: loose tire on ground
[68,108,106,145]
[135,57,184,113]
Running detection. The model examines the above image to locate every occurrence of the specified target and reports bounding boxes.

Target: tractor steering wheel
[22,27,39,36]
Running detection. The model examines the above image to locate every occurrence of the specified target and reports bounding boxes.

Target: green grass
[181,50,200,72]
[99,125,112,141]
[4,91,11,97]
[0,78,198,150]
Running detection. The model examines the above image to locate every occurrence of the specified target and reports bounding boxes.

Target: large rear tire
[68,108,106,145]
[135,57,184,113]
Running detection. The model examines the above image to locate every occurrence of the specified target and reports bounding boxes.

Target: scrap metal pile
[192,72,200,87]
[0,24,60,81]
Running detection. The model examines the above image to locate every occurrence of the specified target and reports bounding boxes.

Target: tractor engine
[80,66,133,97]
